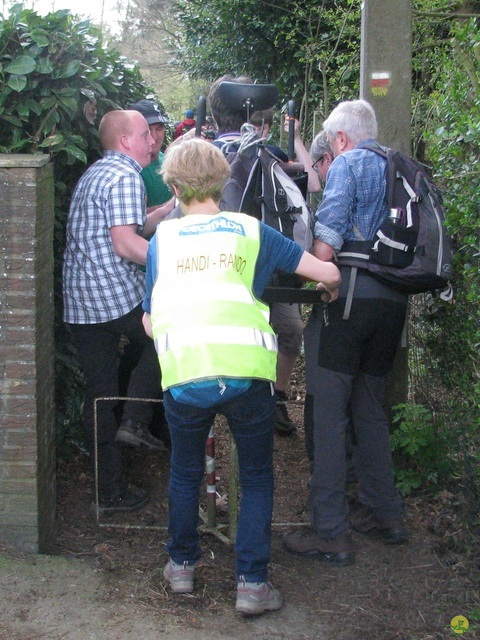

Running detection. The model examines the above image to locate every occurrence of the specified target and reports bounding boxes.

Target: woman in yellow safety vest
[142,137,340,616]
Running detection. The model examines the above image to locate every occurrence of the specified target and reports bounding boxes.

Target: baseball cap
[128,99,169,125]
[185,109,195,119]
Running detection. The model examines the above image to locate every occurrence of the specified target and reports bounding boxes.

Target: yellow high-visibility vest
[150,212,277,389]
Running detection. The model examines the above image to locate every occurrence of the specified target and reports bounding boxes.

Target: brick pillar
[0,154,55,553]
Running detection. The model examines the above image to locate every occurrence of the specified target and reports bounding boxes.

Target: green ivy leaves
[54,60,81,79]
[7,73,27,91]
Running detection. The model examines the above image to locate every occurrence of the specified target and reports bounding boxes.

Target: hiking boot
[284,529,355,566]
[115,419,166,450]
[274,393,296,436]
[91,485,148,516]
[351,513,409,545]
[235,580,283,615]
[163,559,195,594]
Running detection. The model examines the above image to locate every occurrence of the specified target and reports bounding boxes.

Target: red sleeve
[173,122,185,140]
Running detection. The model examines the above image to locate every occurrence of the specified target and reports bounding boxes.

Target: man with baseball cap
[128,99,174,211]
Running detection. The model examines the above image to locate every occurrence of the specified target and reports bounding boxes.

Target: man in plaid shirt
[63,109,170,515]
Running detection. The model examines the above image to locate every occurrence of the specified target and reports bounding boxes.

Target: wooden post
[360,0,413,412]
[229,438,239,543]
[360,0,412,154]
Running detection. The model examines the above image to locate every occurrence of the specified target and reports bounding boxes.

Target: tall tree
[172,0,361,139]
[114,0,209,120]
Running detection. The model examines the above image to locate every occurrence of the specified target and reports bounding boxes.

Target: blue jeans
[163,380,276,583]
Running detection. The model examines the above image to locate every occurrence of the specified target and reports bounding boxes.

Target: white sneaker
[235,580,283,615]
[163,559,195,593]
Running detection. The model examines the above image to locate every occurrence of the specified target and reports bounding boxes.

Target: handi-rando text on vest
[150,212,278,389]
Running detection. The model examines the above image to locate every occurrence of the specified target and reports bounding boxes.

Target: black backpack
[337,143,453,298]
[219,135,313,288]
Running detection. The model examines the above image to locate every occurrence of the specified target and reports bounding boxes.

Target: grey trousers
[304,301,405,539]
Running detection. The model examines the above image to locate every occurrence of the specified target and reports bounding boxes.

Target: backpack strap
[342,266,358,320]
[360,142,420,228]
[372,230,415,254]
[401,174,418,227]
[337,240,371,261]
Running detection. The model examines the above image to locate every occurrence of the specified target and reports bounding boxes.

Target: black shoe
[115,419,166,450]
[351,513,409,545]
[284,529,355,566]
[91,486,148,516]
[274,394,296,436]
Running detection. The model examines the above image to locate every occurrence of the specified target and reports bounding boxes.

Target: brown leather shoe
[351,513,408,545]
[284,529,355,566]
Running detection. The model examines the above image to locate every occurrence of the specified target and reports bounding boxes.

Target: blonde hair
[161,137,231,205]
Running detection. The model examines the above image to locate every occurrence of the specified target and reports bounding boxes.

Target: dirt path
[1,548,308,640]
[1,436,478,640]
[1,382,478,640]
[0,517,476,640]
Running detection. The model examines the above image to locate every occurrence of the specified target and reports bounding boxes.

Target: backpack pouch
[369,218,417,268]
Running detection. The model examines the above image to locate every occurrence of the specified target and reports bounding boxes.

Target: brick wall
[0,154,56,553]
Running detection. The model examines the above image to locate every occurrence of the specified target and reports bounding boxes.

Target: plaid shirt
[314,141,387,251]
[63,151,147,324]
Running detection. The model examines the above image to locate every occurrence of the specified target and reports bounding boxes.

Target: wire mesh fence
[407,293,479,523]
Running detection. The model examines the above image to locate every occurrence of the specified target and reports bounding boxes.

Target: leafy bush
[0,3,154,455]
[391,403,455,496]
[418,19,480,507]
[172,0,360,139]
[424,20,480,394]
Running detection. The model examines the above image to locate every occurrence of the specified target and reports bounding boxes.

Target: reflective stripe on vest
[155,325,277,354]
[150,212,277,389]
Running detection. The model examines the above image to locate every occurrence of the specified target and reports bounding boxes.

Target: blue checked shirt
[63,151,147,324]
[314,141,388,251]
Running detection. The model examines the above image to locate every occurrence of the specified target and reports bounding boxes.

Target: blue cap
[185,109,195,119]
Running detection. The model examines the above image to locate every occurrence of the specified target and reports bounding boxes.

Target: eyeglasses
[311,158,324,174]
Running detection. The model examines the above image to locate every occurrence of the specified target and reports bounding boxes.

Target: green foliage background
[419,18,480,510]
[173,0,360,138]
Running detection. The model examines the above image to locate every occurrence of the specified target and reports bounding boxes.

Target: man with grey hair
[309,130,334,185]
[303,129,334,467]
[284,99,408,566]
